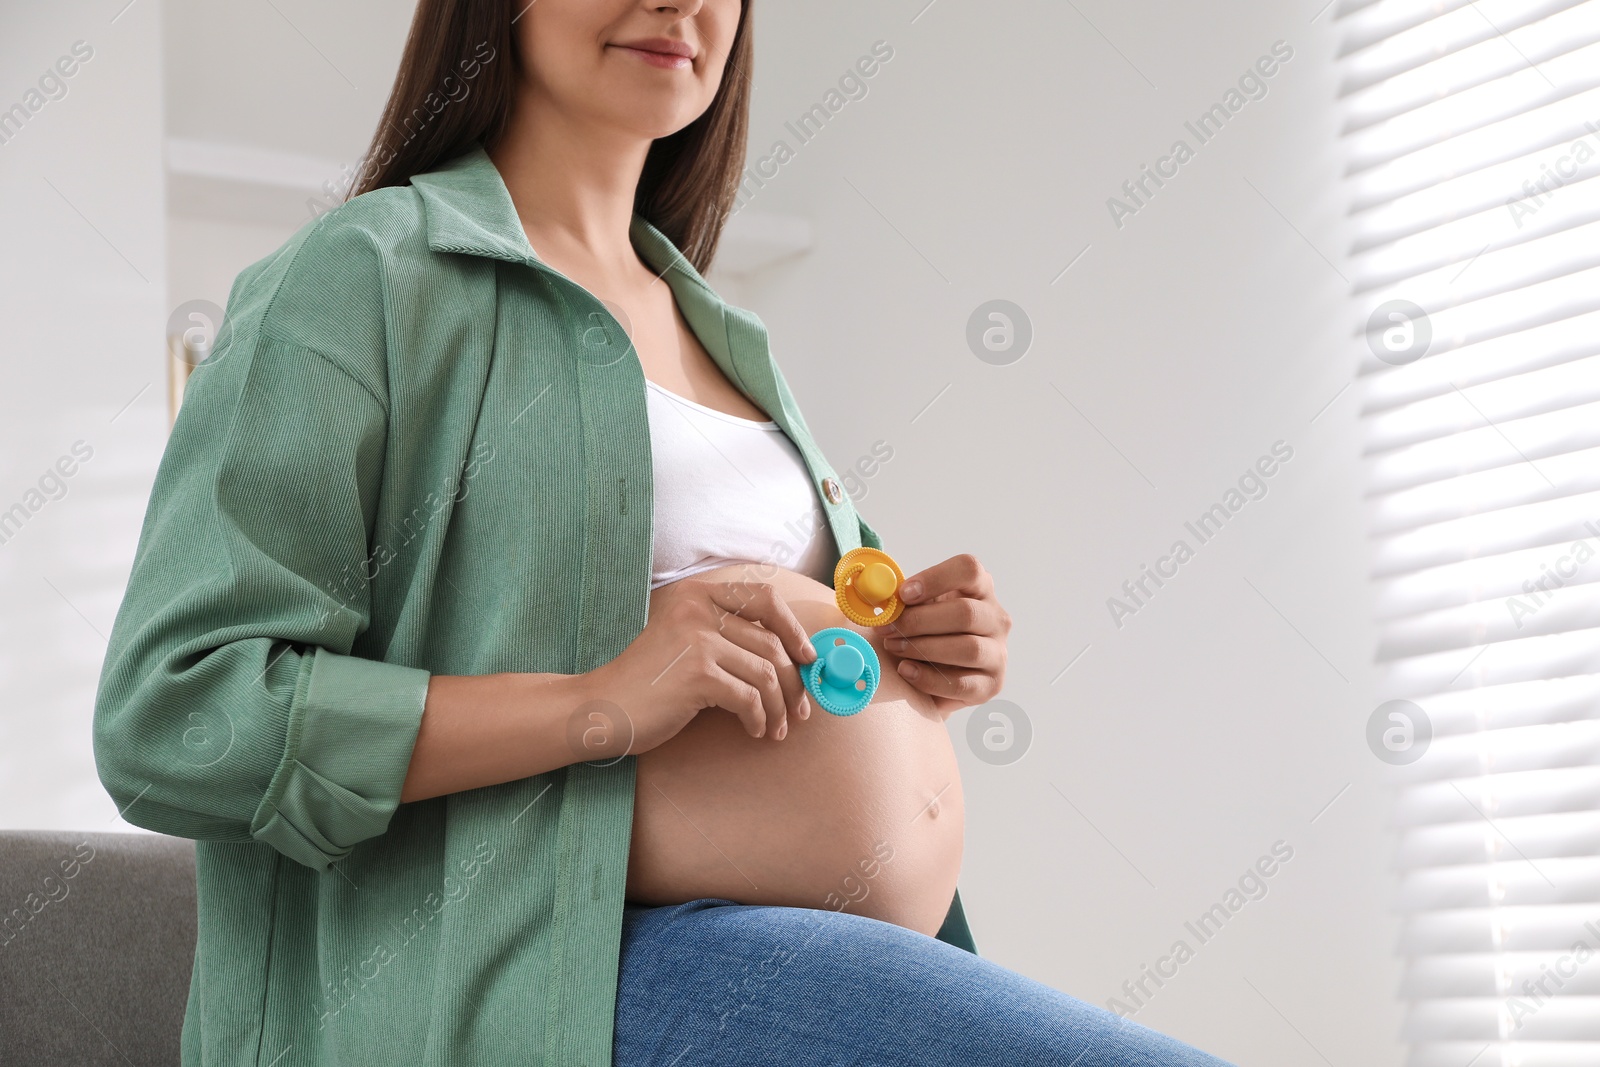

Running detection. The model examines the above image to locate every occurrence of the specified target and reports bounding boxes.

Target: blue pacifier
[803,628,880,716]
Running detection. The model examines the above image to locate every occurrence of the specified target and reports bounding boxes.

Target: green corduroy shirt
[93,143,975,1067]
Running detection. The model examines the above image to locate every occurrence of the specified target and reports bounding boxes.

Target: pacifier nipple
[824,644,867,687]
[855,563,898,606]
[833,547,907,627]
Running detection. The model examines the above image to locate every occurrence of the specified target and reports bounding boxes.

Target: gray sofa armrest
[0,830,197,1066]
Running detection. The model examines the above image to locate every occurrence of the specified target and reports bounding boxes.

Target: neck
[487,97,653,279]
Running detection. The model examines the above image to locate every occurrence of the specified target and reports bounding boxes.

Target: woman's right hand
[581,578,818,753]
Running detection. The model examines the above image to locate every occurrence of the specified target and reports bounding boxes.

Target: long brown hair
[348,0,753,274]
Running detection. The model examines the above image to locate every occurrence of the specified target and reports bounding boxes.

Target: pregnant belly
[626,562,965,938]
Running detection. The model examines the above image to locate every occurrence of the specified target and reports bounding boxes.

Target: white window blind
[1342,0,1600,1063]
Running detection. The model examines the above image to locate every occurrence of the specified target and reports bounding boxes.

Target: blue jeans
[613,899,1235,1066]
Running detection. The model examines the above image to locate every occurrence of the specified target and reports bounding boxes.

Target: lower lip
[614,45,691,70]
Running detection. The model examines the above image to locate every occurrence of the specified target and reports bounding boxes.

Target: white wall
[0,3,167,829]
[738,3,1397,1065]
[2,2,1400,1064]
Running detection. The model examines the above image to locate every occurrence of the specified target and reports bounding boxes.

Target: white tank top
[644,377,838,590]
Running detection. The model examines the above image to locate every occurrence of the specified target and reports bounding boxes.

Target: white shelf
[713,210,814,275]
[165,137,815,275]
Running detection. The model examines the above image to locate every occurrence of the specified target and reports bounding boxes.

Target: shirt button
[822,477,844,505]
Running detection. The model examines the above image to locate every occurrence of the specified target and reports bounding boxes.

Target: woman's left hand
[881,553,1010,714]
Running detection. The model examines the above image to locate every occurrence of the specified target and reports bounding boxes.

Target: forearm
[400,671,597,803]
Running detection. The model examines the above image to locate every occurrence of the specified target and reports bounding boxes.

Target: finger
[895,659,999,706]
[889,597,1007,640]
[719,614,812,721]
[703,665,769,739]
[882,632,1001,671]
[704,581,818,665]
[712,640,791,740]
[897,553,993,606]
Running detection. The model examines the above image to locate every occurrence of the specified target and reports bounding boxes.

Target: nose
[650,0,705,16]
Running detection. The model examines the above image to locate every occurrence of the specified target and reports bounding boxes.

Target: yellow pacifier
[834,547,906,627]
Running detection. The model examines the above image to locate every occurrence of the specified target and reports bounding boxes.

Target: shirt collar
[407,144,860,550]
[407,141,781,432]
[410,142,704,291]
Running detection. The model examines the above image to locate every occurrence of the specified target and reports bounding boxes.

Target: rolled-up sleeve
[250,646,430,869]
[93,312,429,871]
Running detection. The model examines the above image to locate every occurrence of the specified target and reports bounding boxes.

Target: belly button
[915,784,952,822]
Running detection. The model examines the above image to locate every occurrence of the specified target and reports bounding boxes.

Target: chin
[609,102,707,143]
[592,81,711,139]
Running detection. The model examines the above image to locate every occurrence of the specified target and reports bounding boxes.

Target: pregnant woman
[94,1,1233,1065]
